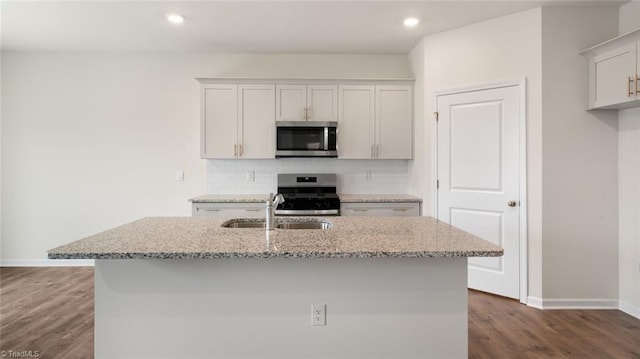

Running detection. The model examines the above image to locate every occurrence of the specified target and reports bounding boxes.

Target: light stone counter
[188,194,268,203]
[47,216,502,260]
[188,194,423,203]
[338,194,422,203]
[52,216,501,359]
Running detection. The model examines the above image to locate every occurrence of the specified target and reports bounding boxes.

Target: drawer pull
[352,208,368,212]
[393,208,409,211]
[244,208,260,212]
[199,208,220,212]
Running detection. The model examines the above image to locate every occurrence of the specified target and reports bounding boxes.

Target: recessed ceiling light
[167,14,184,24]
[404,18,419,27]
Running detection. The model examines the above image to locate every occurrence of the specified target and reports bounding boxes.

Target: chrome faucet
[266,193,285,230]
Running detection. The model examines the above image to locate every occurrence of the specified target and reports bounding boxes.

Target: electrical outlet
[247,171,255,182]
[365,170,372,181]
[311,304,326,326]
[176,170,184,182]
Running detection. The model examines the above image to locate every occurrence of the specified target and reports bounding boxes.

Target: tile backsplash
[207,159,409,194]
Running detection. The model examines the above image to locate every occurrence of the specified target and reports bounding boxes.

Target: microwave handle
[324,127,329,150]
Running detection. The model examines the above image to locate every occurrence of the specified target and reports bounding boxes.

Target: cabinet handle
[199,208,220,212]
[234,144,238,157]
[371,145,374,159]
[636,75,639,95]
[244,208,260,212]
[375,144,379,159]
[392,208,409,211]
[239,144,243,157]
[352,208,368,212]
[306,107,312,120]
[629,77,635,97]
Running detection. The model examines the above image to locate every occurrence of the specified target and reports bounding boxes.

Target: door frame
[432,79,528,304]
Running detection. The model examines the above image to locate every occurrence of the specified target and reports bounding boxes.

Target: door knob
[507,200,518,207]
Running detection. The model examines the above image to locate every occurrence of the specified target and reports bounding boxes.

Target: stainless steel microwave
[275,121,338,158]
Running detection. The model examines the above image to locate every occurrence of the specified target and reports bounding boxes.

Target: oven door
[276,121,337,158]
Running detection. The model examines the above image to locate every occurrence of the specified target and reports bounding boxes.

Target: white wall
[540,7,619,300]
[618,0,640,316]
[410,8,545,298]
[207,159,408,195]
[408,38,428,216]
[1,52,410,261]
[411,5,621,302]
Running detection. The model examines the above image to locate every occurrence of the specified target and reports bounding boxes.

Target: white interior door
[436,84,521,299]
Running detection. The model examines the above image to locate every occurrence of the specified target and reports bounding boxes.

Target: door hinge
[437,180,440,189]
[434,112,439,122]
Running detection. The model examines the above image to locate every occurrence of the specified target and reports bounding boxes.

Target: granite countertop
[189,194,422,203]
[338,194,422,203]
[189,194,268,203]
[48,216,502,260]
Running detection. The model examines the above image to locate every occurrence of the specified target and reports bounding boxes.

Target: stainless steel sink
[221,219,332,230]
[276,222,332,230]
[223,222,266,229]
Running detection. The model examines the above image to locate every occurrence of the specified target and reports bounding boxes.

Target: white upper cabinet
[376,85,413,159]
[200,79,413,160]
[276,84,338,121]
[202,84,237,158]
[582,29,640,110]
[238,85,275,159]
[201,84,275,159]
[338,85,375,159]
[338,84,413,159]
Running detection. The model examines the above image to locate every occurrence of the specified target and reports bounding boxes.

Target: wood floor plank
[1,267,639,358]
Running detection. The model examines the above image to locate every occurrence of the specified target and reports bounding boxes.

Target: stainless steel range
[275,173,340,216]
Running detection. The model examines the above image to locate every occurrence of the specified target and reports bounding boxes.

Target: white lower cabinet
[192,203,264,217]
[340,202,420,217]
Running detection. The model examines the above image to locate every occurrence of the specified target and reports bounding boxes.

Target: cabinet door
[276,84,306,121]
[588,42,637,109]
[238,85,275,159]
[338,85,375,159]
[340,202,420,217]
[307,85,338,122]
[375,86,413,159]
[202,85,238,159]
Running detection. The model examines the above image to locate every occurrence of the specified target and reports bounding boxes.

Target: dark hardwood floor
[1,267,639,358]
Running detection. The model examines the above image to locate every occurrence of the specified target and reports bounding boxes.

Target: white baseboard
[0,259,95,267]
[540,298,619,310]
[619,300,640,320]
[527,296,640,319]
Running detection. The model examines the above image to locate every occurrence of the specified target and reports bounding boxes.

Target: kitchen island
[49,216,502,359]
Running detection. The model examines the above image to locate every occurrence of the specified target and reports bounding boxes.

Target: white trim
[527,297,619,310]
[527,296,543,309]
[0,259,95,267]
[517,78,528,305]
[432,78,529,304]
[619,300,640,320]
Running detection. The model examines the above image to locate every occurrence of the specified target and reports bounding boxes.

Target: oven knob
[315,201,330,209]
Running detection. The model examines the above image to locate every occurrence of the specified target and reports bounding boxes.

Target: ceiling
[1,0,627,54]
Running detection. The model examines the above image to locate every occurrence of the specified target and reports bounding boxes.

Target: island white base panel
[95,258,468,359]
